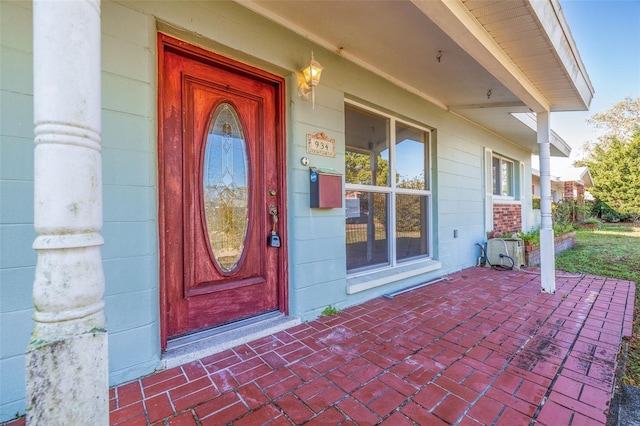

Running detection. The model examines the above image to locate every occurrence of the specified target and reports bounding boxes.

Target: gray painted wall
[1,2,38,420]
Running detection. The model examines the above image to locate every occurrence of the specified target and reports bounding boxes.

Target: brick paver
[4,267,634,425]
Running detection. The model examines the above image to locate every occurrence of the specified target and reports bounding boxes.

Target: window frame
[344,100,433,275]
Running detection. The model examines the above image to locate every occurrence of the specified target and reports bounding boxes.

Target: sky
[535,0,640,175]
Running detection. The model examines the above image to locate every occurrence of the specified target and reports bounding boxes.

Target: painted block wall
[287,84,349,319]
[0,0,532,420]
[1,1,37,420]
[100,1,160,387]
[435,123,487,273]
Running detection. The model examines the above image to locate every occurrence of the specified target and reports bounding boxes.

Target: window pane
[346,191,389,271]
[345,105,390,186]
[492,156,501,196]
[345,150,390,186]
[396,195,428,261]
[501,161,513,196]
[396,123,427,189]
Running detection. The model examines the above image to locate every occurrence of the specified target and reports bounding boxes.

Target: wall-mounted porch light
[298,52,324,109]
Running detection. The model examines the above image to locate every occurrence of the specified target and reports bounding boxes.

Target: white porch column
[27,1,108,424]
[537,112,556,293]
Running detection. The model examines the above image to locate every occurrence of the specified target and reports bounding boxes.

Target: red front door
[158,35,287,345]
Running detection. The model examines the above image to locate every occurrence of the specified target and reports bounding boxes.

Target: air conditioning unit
[486,238,525,269]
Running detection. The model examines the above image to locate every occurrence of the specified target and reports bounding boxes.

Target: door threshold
[161,312,301,370]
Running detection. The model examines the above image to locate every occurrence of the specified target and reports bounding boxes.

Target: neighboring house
[0,0,593,421]
[532,166,595,202]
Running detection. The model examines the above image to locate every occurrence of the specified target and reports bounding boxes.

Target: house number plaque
[306,132,336,158]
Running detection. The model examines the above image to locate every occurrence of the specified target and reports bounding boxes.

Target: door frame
[157,33,288,350]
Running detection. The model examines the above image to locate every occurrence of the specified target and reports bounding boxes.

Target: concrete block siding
[1,1,36,420]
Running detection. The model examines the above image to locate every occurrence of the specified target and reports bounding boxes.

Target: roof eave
[528,0,595,111]
[413,0,594,113]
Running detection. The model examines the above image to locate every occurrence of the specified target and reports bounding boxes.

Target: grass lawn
[555,223,640,385]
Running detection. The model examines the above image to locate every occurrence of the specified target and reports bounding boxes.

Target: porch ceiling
[238,0,594,157]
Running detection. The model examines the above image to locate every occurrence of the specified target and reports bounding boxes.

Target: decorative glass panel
[203,103,249,272]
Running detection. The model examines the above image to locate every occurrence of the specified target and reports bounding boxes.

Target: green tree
[396,173,426,233]
[345,151,389,186]
[581,132,640,215]
[577,97,640,217]
[584,96,640,151]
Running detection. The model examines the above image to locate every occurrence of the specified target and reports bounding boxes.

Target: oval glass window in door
[203,103,249,272]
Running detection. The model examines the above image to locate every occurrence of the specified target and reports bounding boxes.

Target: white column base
[540,227,556,293]
[26,329,108,425]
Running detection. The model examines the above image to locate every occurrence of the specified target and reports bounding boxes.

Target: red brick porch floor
[8,267,636,425]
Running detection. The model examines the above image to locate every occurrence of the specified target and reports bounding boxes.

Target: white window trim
[493,195,517,202]
[484,147,494,232]
[345,100,434,279]
[492,199,521,205]
[347,259,442,294]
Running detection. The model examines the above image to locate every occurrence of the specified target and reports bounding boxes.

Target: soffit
[463,0,593,112]
[238,0,593,156]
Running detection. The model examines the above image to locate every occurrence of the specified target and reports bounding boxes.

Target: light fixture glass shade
[302,54,323,87]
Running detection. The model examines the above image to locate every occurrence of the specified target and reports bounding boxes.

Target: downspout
[537,112,556,293]
[27,0,108,423]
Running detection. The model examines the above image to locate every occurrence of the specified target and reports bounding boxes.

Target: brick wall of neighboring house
[576,184,585,204]
[575,183,586,220]
[493,203,522,235]
[563,181,586,221]
[564,181,575,200]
